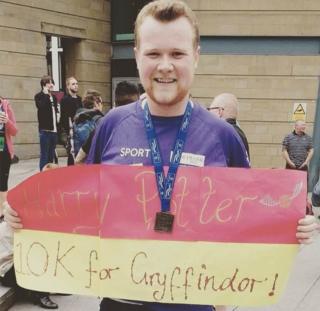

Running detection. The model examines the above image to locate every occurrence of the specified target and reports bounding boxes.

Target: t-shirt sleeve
[282,135,289,149]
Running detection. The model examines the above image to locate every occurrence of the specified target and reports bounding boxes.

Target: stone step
[56,145,67,157]
[0,285,16,311]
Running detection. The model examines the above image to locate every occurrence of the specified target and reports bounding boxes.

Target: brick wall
[185,0,320,168]
[0,0,110,158]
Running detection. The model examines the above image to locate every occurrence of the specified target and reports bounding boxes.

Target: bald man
[209,93,250,159]
[282,120,314,171]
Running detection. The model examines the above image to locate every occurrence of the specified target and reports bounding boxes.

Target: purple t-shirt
[86,101,249,311]
[87,101,249,168]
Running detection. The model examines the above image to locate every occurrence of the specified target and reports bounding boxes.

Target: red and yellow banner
[8,165,306,306]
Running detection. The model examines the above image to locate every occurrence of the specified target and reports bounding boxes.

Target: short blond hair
[66,76,77,86]
[134,0,199,49]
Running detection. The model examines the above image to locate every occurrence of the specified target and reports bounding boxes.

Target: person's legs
[53,149,59,164]
[146,303,215,311]
[67,152,74,165]
[0,149,11,214]
[33,292,58,309]
[1,266,58,309]
[39,130,50,171]
[100,298,151,311]
[100,299,215,311]
[47,132,58,164]
[0,266,16,287]
[66,136,75,165]
[0,191,6,215]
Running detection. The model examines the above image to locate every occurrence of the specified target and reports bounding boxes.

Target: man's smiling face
[135,16,199,114]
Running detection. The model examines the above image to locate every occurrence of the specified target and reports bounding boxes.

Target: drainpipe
[308,78,320,192]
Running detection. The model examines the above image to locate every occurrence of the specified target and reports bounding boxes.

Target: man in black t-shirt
[59,77,82,165]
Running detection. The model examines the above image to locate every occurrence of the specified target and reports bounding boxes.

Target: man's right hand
[0,112,8,124]
[288,161,296,168]
[3,201,23,229]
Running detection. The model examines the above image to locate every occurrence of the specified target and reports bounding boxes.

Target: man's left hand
[299,162,308,169]
[296,215,318,244]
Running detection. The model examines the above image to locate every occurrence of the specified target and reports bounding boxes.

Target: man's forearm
[282,149,293,164]
[305,149,314,164]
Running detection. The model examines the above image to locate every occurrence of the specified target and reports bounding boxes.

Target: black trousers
[100,299,151,311]
[0,265,16,287]
[0,266,50,300]
[0,150,11,191]
[99,298,216,311]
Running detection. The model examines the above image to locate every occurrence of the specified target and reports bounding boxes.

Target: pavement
[2,158,320,310]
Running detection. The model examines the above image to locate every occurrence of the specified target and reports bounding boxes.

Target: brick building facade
[0,0,319,169]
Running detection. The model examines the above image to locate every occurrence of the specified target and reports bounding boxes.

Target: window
[46,36,64,91]
[200,36,320,55]
[111,0,150,42]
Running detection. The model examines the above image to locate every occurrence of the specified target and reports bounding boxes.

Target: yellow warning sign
[292,103,306,121]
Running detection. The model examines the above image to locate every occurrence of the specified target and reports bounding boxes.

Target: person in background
[209,93,250,160]
[0,97,17,216]
[0,162,59,309]
[72,90,104,163]
[34,75,59,171]
[282,120,314,171]
[114,80,140,107]
[75,83,139,164]
[59,77,82,165]
[0,209,58,309]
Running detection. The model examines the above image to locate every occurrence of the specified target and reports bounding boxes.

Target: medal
[154,212,175,233]
[143,100,193,233]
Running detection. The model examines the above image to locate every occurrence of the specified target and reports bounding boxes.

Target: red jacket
[0,98,18,158]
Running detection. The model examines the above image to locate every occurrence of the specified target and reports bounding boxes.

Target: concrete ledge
[41,22,87,39]
[0,285,16,311]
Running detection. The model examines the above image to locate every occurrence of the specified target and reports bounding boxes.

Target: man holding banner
[3,1,317,311]
[86,1,316,310]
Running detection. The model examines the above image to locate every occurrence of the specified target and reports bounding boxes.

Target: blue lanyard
[143,101,193,213]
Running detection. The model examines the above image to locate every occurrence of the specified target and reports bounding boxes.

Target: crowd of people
[0,0,319,310]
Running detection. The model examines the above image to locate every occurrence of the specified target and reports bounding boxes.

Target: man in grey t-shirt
[282,120,314,171]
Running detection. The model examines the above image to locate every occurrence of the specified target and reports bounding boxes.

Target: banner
[8,165,306,306]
